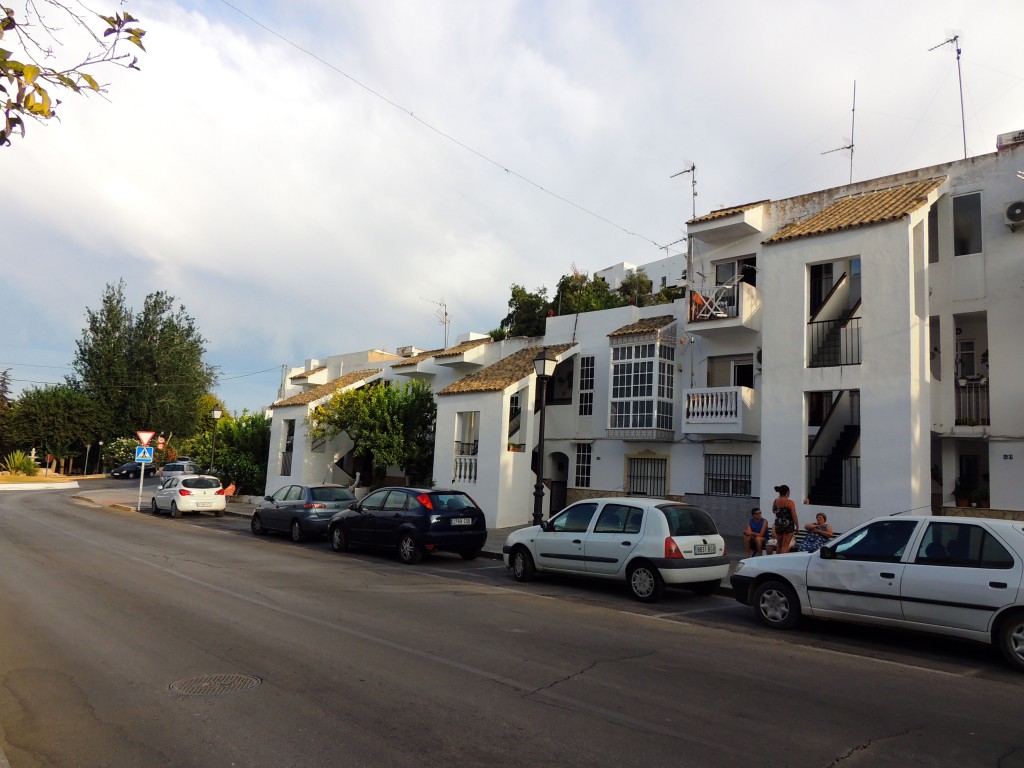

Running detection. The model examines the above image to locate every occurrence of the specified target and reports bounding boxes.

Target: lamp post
[209,408,223,474]
[532,347,558,526]
[97,440,104,475]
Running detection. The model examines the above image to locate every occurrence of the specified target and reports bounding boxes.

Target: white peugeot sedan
[502,498,728,602]
[151,475,227,518]
[730,514,1024,672]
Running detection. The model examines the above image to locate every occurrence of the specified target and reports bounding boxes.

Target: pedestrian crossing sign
[135,446,154,463]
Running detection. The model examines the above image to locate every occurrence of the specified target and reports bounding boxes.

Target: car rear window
[165,464,182,472]
[182,477,220,489]
[311,487,356,502]
[659,504,718,536]
[432,493,477,511]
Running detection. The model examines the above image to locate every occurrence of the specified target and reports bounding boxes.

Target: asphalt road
[0,480,1022,767]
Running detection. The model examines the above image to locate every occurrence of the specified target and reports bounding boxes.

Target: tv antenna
[670,163,697,220]
[929,34,967,159]
[823,80,857,184]
[420,297,450,348]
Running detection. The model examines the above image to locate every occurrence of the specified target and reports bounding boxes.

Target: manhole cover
[169,673,262,696]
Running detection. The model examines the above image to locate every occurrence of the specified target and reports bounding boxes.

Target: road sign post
[134,445,154,511]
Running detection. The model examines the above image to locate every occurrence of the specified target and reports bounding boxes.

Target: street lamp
[209,408,223,474]
[98,440,104,475]
[532,347,558,526]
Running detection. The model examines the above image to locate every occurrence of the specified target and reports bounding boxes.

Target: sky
[3,0,1023,416]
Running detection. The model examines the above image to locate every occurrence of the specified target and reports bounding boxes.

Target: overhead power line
[215,0,678,252]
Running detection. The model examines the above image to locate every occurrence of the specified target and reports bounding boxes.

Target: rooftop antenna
[420,297,450,347]
[670,163,697,220]
[929,34,967,159]
[822,80,856,184]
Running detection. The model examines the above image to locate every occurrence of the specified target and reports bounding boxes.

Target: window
[578,355,595,416]
[383,491,409,510]
[704,454,751,496]
[956,340,975,377]
[834,520,917,562]
[928,205,939,263]
[361,489,389,509]
[610,341,674,432]
[914,522,1014,569]
[455,411,479,455]
[551,503,598,533]
[953,192,982,256]
[594,503,640,533]
[508,393,521,439]
[660,276,667,289]
[574,443,592,488]
[660,504,718,536]
[627,457,666,496]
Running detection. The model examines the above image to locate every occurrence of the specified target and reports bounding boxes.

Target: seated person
[798,512,834,552]
[743,507,769,557]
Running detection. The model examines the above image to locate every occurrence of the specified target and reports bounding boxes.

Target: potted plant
[952,478,971,507]
[974,487,990,509]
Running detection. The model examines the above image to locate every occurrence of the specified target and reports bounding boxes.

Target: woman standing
[771,484,798,554]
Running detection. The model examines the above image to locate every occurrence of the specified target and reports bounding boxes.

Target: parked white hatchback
[151,475,226,518]
[502,498,728,602]
[730,515,1024,672]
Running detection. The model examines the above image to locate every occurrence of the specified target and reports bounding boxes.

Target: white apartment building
[265,132,1024,534]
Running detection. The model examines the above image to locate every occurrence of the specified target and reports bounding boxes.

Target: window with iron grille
[575,443,592,487]
[579,355,595,416]
[627,457,666,496]
[704,454,752,496]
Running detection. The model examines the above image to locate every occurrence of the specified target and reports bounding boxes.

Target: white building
[265,132,1024,534]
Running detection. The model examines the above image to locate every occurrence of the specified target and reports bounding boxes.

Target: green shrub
[3,450,39,476]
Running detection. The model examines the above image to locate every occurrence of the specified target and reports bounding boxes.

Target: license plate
[451,517,472,526]
[693,544,716,555]
[197,502,212,507]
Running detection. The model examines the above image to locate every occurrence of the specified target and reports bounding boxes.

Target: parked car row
[110,459,199,480]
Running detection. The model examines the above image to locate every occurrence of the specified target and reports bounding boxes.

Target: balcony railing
[683,386,759,436]
[808,317,861,367]
[955,380,990,426]
[806,454,861,507]
[452,455,477,484]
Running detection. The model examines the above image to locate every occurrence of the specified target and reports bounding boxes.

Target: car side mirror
[819,546,835,560]
[264,495,273,501]
[540,520,552,532]
[349,502,359,510]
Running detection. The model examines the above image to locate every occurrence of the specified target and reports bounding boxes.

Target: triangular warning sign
[137,430,156,446]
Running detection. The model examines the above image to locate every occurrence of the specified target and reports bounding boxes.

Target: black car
[328,487,487,564]
[251,484,358,542]
[110,462,157,479]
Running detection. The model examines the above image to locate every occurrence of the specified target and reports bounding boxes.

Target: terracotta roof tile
[608,315,676,338]
[390,348,445,368]
[438,344,573,396]
[433,337,492,359]
[271,368,382,408]
[764,177,946,244]
[688,200,768,225]
[289,365,326,380]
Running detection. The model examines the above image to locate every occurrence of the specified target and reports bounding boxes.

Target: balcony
[683,386,760,437]
[954,379,990,428]
[687,281,761,336]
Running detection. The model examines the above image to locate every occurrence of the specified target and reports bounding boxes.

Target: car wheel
[151,498,160,514]
[995,610,1024,672]
[290,519,305,543]
[251,513,267,536]
[129,471,138,479]
[510,547,535,582]
[170,502,182,519]
[689,579,720,596]
[398,533,423,565]
[460,547,481,561]
[329,525,348,552]
[628,561,665,603]
[753,579,801,629]
[214,507,225,518]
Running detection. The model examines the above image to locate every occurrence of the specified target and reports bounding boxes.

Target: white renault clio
[502,497,728,602]
[730,514,1024,672]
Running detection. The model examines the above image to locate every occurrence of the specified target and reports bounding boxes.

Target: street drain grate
[170,673,262,696]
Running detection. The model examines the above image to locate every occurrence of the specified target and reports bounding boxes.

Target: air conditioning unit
[1005,201,1024,231]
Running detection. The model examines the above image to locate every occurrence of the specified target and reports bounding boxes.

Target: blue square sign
[135,446,154,463]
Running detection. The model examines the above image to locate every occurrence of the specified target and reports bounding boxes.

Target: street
[0,481,1021,767]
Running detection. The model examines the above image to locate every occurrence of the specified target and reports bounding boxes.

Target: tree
[72,280,216,440]
[8,383,101,472]
[553,264,625,315]
[618,268,654,306]
[1,2,146,148]
[307,380,436,485]
[176,409,271,495]
[493,284,550,339]
[0,367,11,453]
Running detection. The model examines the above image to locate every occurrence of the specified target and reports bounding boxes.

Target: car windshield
[311,487,355,502]
[659,504,718,536]
[182,477,220,489]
